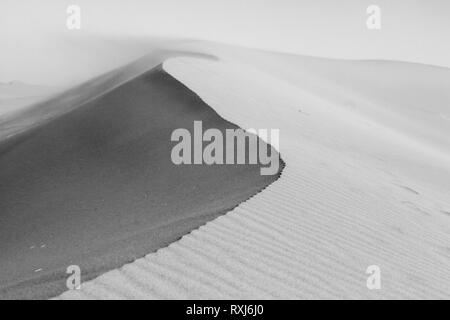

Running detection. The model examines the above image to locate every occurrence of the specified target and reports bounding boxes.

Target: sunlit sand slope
[58,42,450,299]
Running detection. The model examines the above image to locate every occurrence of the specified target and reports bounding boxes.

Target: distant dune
[57,41,450,299]
[0,58,281,299]
[0,82,59,118]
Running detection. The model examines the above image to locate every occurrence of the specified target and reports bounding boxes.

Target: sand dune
[0,57,280,299]
[57,42,450,299]
[0,50,215,143]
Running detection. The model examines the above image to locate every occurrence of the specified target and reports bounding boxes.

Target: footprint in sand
[402,201,431,216]
[396,184,420,195]
[297,109,310,116]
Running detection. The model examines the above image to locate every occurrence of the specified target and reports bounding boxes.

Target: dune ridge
[58,43,450,299]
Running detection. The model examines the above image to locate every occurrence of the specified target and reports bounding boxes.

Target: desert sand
[0,55,280,299]
[56,41,450,299]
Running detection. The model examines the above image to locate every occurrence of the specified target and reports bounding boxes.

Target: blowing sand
[0,82,58,117]
[57,42,450,299]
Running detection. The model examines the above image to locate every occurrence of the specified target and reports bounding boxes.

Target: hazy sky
[1,0,449,86]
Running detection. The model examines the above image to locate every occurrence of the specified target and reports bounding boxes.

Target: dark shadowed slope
[0,64,282,299]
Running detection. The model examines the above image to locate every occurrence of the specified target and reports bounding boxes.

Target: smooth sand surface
[0,60,281,299]
[58,42,450,299]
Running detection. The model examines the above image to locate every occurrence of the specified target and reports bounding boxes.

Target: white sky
[1,0,449,86]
